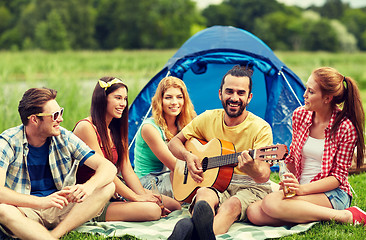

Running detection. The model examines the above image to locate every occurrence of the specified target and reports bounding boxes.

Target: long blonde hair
[151,76,196,141]
[312,67,365,168]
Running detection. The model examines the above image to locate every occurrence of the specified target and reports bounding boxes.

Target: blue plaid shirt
[0,125,94,195]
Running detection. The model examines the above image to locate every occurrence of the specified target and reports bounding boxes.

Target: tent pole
[128,71,172,151]
[128,105,152,151]
[279,68,303,106]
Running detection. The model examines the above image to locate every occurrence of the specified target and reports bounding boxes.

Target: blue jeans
[324,187,351,210]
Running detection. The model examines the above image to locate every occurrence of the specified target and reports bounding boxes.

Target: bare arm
[72,120,116,201]
[82,153,116,190]
[286,162,296,175]
[73,119,155,203]
[73,119,104,157]
[0,168,71,210]
[283,174,340,196]
[141,124,176,171]
[119,158,158,203]
[73,120,117,187]
[168,132,203,183]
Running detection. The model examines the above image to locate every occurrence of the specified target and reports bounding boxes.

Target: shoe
[168,218,194,240]
[346,206,366,225]
[191,201,216,240]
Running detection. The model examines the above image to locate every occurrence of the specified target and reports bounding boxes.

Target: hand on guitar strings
[237,150,256,172]
[237,150,269,183]
[185,152,204,183]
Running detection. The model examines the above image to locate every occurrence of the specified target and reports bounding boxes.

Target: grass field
[0,50,366,239]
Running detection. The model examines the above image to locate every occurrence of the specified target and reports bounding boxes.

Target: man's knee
[219,197,241,218]
[196,187,217,199]
[246,201,263,225]
[96,182,115,199]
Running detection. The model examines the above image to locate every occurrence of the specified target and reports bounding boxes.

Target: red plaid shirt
[285,106,357,196]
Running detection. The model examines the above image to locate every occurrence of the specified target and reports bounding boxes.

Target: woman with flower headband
[247,67,366,226]
[74,76,181,222]
[134,76,196,197]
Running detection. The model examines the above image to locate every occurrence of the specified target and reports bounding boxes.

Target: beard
[221,98,247,118]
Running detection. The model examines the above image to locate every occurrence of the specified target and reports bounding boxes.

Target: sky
[193,0,366,9]
[278,0,366,8]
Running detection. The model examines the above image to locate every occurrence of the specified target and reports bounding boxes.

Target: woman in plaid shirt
[247,67,366,226]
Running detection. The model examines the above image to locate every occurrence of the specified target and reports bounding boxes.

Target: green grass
[1,50,366,239]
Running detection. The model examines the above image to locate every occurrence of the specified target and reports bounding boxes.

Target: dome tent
[128,25,305,165]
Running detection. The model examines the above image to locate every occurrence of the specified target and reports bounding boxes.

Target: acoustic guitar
[172,138,288,203]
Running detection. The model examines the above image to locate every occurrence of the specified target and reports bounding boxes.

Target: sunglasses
[28,108,64,121]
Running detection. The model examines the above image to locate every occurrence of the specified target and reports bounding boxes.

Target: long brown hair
[91,77,128,171]
[312,67,365,168]
[151,76,196,141]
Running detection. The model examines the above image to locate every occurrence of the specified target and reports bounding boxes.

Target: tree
[0,6,12,33]
[253,9,301,50]
[138,0,201,48]
[303,19,339,51]
[35,10,70,51]
[330,20,357,52]
[342,8,366,50]
[95,0,141,49]
[319,0,348,19]
[0,27,21,50]
[95,0,200,49]
[57,0,97,49]
[202,3,235,27]
[202,0,285,34]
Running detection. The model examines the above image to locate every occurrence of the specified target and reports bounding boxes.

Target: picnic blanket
[74,206,317,239]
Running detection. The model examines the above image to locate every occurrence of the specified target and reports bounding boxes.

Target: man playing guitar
[168,65,273,239]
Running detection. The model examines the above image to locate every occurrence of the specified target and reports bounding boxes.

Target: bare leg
[105,201,161,221]
[194,187,219,212]
[213,196,242,235]
[247,200,290,226]
[0,204,57,240]
[50,182,115,238]
[248,191,353,226]
[162,195,182,211]
[194,187,242,235]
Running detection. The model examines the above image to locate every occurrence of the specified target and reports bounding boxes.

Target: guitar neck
[205,151,248,170]
[203,146,284,171]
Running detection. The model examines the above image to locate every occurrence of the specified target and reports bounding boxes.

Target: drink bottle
[151,179,164,211]
[62,160,79,188]
[279,161,296,198]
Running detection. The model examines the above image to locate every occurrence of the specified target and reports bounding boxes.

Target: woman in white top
[247,67,366,226]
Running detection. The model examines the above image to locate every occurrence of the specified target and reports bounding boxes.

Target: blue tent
[128,25,305,164]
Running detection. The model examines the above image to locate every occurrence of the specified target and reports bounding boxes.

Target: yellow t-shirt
[181,109,273,175]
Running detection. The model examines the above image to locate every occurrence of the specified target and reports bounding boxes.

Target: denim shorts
[139,171,173,198]
[324,187,351,210]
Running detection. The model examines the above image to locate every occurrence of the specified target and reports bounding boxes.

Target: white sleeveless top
[299,136,325,184]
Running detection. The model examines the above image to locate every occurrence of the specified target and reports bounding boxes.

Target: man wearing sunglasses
[0,88,116,240]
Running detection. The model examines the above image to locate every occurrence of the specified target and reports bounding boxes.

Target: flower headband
[98,78,125,91]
